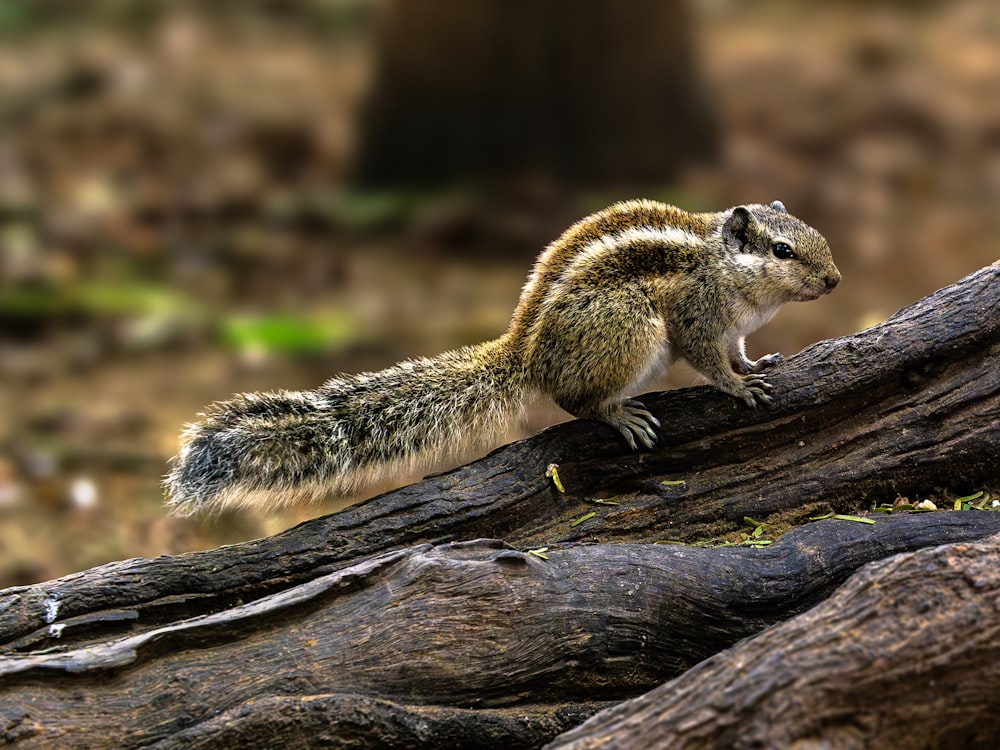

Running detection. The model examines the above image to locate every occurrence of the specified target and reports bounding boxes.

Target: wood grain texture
[3,515,1000,748]
[547,531,1000,750]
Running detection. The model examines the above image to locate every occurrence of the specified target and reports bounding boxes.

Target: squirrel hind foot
[599,399,660,450]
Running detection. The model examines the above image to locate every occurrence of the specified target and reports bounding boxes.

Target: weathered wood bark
[3,515,1000,749]
[546,530,1000,750]
[0,262,997,747]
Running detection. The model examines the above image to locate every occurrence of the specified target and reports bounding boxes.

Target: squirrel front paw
[602,399,661,450]
[733,351,783,375]
[750,352,783,373]
[719,373,775,408]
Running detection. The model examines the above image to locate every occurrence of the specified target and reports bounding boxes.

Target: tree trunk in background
[353,0,717,186]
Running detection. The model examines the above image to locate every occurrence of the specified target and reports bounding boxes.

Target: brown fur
[164,199,839,514]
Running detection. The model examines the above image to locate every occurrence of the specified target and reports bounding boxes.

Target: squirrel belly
[164,337,525,515]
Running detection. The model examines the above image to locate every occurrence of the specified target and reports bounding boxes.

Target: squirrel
[164,199,840,515]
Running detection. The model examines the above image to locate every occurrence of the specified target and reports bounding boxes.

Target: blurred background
[1,0,998,587]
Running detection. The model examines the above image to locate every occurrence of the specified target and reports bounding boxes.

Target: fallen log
[0,262,996,748]
[2,514,1000,749]
[546,530,1000,750]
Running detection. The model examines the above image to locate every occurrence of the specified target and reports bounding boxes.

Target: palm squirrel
[164,199,840,514]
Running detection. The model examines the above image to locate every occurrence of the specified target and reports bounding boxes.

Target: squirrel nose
[824,269,841,290]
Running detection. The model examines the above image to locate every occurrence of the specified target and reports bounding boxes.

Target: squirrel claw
[604,399,659,450]
[725,373,775,408]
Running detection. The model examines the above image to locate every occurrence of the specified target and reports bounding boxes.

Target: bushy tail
[164,339,524,515]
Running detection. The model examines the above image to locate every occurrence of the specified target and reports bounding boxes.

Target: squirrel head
[721,200,841,303]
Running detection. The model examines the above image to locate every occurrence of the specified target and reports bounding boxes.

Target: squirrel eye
[772,242,795,259]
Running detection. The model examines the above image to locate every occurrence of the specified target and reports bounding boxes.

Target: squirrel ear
[722,206,752,250]
[769,200,787,213]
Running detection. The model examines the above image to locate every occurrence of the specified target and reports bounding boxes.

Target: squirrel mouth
[796,284,830,301]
